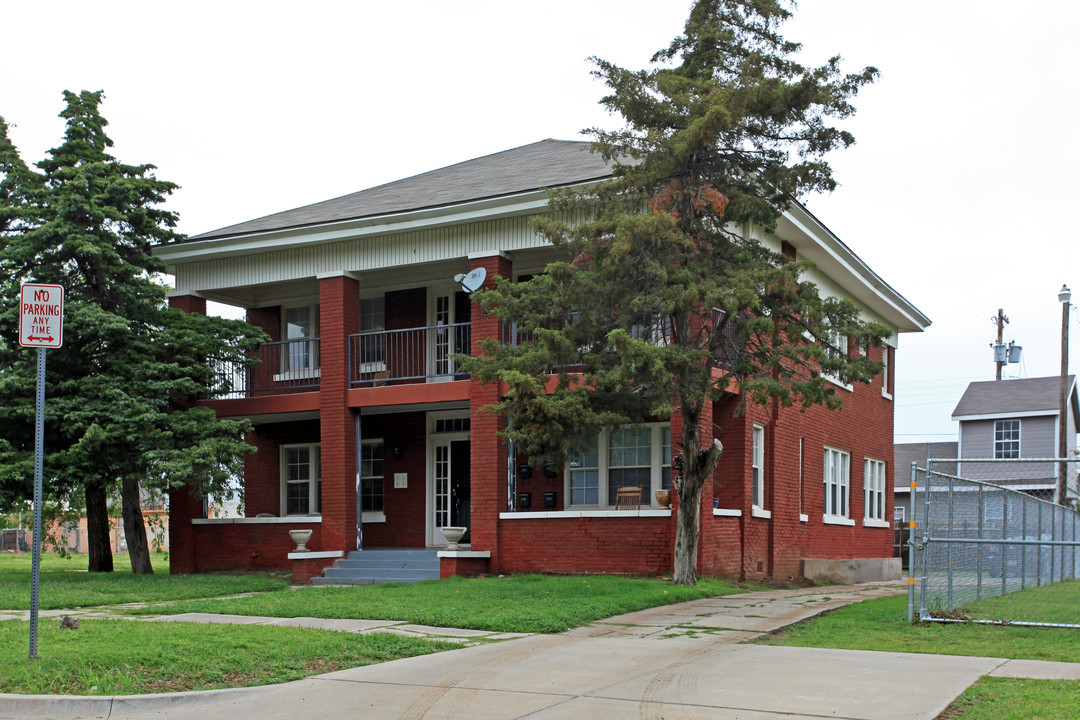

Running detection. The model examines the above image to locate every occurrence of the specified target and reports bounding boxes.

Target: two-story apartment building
[158,139,929,582]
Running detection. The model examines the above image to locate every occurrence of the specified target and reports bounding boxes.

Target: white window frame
[864,458,887,525]
[881,344,892,400]
[751,423,766,509]
[823,446,851,523]
[566,423,671,508]
[821,330,852,390]
[281,443,321,517]
[994,419,1020,459]
[277,303,320,381]
[361,439,385,522]
[356,296,386,373]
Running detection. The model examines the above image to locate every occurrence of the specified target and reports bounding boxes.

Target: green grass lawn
[950,579,1080,626]
[759,591,1080,720]
[0,618,459,695]
[0,553,291,610]
[757,592,1080,663]
[938,677,1080,720]
[127,573,743,633]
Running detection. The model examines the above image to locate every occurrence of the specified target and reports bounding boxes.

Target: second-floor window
[284,304,319,373]
[357,296,386,368]
[994,420,1020,459]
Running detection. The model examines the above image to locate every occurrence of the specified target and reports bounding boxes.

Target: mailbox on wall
[543,491,557,508]
[517,492,531,509]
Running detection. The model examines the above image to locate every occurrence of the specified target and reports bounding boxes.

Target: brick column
[167,292,207,574]
[318,273,359,553]
[468,252,512,569]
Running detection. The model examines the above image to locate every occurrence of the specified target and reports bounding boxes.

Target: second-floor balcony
[210,322,472,399]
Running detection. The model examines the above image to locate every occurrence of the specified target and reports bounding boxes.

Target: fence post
[919,457,933,621]
[908,462,916,623]
[947,471,955,610]
[1020,494,1027,590]
[1001,491,1008,596]
[977,487,984,600]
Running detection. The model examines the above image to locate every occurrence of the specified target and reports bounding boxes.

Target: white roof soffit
[154,187,559,266]
[779,202,930,334]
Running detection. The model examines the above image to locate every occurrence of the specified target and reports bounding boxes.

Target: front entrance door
[432,437,471,546]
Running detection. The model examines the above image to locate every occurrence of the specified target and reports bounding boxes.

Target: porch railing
[207,322,477,398]
[211,338,321,399]
[349,322,471,387]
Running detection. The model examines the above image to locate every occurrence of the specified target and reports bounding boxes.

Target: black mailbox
[517,492,531,509]
[543,491,557,508]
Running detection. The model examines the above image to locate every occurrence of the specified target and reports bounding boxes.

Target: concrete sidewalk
[3,582,1079,720]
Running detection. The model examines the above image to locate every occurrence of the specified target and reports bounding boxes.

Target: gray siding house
[951,376,1079,502]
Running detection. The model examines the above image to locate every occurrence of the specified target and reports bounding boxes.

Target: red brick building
[158,140,929,583]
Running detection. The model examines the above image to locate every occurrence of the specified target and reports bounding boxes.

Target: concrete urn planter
[289,528,313,552]
[441,526,467,551]
[655,490,671,509]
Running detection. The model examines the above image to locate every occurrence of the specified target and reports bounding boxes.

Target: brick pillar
[169,292,206,316]
[168,292,207,574]
[319,274,359,553]
[468,252,512,569]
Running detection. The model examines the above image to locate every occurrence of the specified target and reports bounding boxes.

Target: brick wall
[496,516,675,575]
[360,412,429,548]
[187,521,323,572]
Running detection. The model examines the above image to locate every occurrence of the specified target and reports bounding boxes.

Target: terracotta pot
[655,490,671,509]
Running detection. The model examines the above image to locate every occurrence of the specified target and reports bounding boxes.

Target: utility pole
[1058,285,1071,506]
[993,308,1009,380]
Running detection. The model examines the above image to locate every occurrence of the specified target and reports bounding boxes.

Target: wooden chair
[615,486,642,511]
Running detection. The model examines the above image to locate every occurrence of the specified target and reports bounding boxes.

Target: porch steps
[311,549,441,585]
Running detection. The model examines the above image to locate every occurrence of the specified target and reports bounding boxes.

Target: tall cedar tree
[0,91,263,573]
[464,0,888,584]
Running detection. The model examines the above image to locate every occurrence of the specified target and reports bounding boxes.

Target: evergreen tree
[0,91,263,573]
[464,0,886,584]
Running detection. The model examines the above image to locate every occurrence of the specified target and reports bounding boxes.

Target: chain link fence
[910,458,1080,627]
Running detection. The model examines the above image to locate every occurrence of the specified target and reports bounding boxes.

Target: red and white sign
[19,283,64,348]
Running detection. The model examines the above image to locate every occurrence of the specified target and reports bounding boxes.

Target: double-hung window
[568,424,671,508]
[864,458,886,522]
[282,304,319,376]
[994,420,1020,459]
[823,446,850,519]
[751,423,765,508]
[357,296,386,370]
[282,444,321,516]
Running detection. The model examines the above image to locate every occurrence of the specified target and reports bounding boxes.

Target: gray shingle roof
[186,139,611,242]
[894,442,958,478]
[951,376,1077,418]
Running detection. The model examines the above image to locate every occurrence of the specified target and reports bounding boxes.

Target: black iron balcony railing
[208,322,475,399]
[349,322,471,387]
[210,338,320,399]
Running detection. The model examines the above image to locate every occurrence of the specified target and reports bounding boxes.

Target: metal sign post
[19,283,64,660]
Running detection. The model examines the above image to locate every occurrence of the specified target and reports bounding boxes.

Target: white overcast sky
[4,0,1078,446]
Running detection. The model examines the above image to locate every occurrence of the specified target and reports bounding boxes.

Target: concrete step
[312,549,442,585]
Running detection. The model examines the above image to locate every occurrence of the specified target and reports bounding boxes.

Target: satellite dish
[459,267,487,293]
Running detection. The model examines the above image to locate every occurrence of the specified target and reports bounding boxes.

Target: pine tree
[465,0,886,584]
[0,91,263,573]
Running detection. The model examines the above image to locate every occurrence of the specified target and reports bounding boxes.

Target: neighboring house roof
[894,442,957,489]
[180,139,612,243]
[951,376,1079,422]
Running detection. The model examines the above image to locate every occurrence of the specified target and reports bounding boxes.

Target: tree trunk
[85,481,113,572]
[121,475,154,574]
[671,400,723,585]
